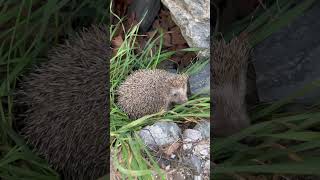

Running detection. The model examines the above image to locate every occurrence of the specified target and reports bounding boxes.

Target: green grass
[0,0,109,179]
[213,0,320,179]
[109,9,210,179]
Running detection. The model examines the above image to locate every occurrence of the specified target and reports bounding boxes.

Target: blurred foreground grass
[213,0,320,179]
[0,0,108,179]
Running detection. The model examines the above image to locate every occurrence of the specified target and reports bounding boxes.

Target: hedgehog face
[169,86,188,104]
[167,74,188,104]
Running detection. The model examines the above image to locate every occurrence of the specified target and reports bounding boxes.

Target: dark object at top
[128,0,161,33]
[18,25,109,180]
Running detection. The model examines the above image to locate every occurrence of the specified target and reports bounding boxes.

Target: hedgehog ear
[179,74,189,84]
[182,74,189,81]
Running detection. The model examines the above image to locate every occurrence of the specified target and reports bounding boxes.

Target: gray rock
[193,142,209,159]
[182,129,202,151]
[185,155,202,174]
[203,160,210,176]
[182,140,210,177]
[128,0,160,33]
[183,129,202,142]
[193,120,210,139]
[188,63,210,96]
[161,0,210,58]
[138,121,181,149]
[252,2,320,104]
[183,142,193,151]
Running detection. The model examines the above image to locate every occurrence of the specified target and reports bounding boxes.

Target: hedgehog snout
[172,94,188,104]
[169,87,188,104]
[179,95,188,104]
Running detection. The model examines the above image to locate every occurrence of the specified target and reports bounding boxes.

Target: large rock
[138,121,181,149]
[161,0,210,58]
[193,120,210,139]
[252,2,320,104]
[188,62,210,96]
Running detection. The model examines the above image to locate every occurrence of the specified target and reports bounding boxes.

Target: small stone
[204,160,210,171]
[183,129,202,142]
[185,155,202,174]
[193,142,210,159]
[193,120,210,139]
[203,160,210,176]
[183,143,193,150]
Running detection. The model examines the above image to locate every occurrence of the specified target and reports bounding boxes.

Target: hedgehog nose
[182,97,188,103]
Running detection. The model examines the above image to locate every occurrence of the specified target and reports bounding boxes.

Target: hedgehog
[116,69,189,119]
[17,25,109,180]
[211,35,251,137]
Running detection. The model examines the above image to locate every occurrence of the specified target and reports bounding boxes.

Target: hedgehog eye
[173,93,178,96]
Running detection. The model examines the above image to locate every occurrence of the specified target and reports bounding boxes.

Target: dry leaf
[147,30,158,39]
[180,53,195,67]
[152,19,161,29]
[163,33,172,47]
[111,35,124,49]
[164,142,181,156]
[171,30,186,45]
